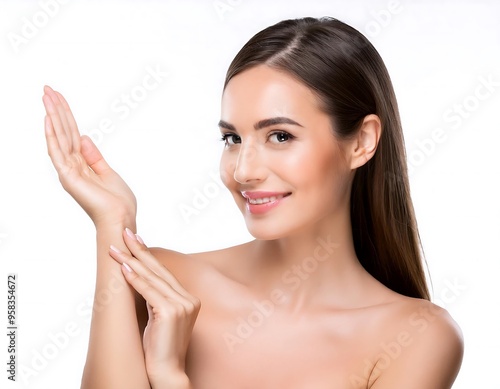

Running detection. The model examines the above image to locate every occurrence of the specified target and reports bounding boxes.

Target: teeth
[248,194,284,205]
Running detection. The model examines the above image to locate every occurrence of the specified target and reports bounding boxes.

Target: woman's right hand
[42,86,136,227]
[109,231,200,388]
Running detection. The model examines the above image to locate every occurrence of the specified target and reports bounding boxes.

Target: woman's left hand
[109,229,200,388]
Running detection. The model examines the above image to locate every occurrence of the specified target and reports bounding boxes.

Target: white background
[1,0,499,388]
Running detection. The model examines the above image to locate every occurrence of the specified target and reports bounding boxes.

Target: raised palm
[42,86,136,227]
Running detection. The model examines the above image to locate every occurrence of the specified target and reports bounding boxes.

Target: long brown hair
[223,17,430,300]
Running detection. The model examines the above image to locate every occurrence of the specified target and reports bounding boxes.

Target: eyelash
[220,131,295,146]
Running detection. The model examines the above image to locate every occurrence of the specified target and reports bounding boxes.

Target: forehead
[221,65,325,124]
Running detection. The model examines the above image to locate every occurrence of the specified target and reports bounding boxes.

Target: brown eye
[221,134,241,146]
[269,132,293,144]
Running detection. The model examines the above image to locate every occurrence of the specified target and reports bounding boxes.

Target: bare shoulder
[149,242,247,269]
[392,297,463,348]
[149,246,195,270]
[148,246,207,285]
[148,242,250,289]
[369,296,464,389]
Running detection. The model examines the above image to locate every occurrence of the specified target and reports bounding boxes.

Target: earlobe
[350,114,381,170]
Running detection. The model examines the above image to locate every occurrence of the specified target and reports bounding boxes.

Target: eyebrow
[218,117,304,132]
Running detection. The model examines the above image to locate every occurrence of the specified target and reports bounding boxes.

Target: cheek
[280,142,349,198]
[219,152,235,189]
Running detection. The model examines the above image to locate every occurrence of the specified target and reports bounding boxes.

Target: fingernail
[125,228,136,240]
[110,244,122,254]
[122,263,133,273]
[136,234,144,245]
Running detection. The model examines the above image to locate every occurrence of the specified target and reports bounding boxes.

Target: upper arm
[370,306,464,389]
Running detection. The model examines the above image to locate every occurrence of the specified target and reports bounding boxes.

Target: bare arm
[42,86,150,388]
[81,223,151,388]
[108,233,200,388]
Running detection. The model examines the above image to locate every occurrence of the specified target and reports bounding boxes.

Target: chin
[243,217,295,241]
[247,229,282,241]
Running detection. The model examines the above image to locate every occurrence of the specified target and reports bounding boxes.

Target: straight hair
[223,17,430,300]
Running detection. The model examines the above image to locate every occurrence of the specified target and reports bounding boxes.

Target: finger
[44,86,72,147]
[80,135,112,175]
[44,87,75,152]
[119,261,183,314]
[111,244,201,315]
[43,87,71,154]
[49,89,73,149]
[122,229,194,300]
[119,255,199,320]
[55,90,81,150]
[127,266,200,327]
[109,245,188,304]
[44,115,66,170]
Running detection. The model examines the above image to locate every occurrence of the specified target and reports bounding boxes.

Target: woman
[42,17,463,389]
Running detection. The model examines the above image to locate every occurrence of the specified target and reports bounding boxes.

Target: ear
[348,114,381,170]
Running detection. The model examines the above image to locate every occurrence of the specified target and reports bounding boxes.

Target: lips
[247,194,285,205]
[241,191,291,200]
[240,191,291,214]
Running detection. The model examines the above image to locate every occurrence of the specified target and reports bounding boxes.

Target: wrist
[92,204,137,231]
[94,217,137,261]
[94,215,136,233]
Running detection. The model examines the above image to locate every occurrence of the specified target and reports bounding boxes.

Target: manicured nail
[110,244,122,254]
[122,263,133,273]
[136,234,144,245]
[125,228,136,240]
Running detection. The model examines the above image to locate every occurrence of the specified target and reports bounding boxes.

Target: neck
[246,209,371,310]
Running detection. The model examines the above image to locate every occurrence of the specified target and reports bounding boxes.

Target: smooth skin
[43,65,463,388]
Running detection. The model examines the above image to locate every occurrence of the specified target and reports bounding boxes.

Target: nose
[233,143,266,184]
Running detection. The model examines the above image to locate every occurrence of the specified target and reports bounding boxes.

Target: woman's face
[219,65,353,240]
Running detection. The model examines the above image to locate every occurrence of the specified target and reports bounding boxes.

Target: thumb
[81,135,111,174]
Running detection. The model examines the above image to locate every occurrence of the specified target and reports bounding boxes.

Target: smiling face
[219,65,354,240]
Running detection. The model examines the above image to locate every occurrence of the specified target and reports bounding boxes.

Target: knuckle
[143,273,156,284]
[156,300,200,323]
[177,302,192,317]
[185,297,201,314]
[134,244,149,257]
[190,296,202,310]
[162,303,182,319]
[139,283,153,296]
[128,270,141,281]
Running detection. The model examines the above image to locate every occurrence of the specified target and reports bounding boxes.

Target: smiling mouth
[247,194,287,205]
[241,192,292,205]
